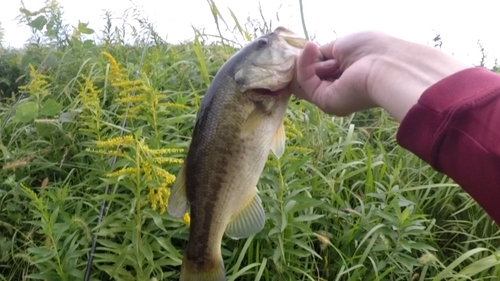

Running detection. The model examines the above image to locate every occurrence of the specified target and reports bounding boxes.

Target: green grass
[1,1,500,281]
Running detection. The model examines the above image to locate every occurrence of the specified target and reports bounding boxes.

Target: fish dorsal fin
[225,190,266,240]
[167,163,190,218]
[270,122,286,158]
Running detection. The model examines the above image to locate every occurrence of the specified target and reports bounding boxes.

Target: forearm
[372,39,471,122]
[397,67,500,224]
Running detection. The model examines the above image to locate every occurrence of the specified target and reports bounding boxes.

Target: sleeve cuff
[396,67,500,170]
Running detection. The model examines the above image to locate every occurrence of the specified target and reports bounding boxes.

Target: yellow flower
[148,187,157,211]
[101,51,127,86]
[151,166,176,186]
[182,213,191,226]
[142,162,154,181]
[128,105,143,113]
[287,146,313,154]
[78,75,101,107]
[106,167,138,178]
[117,85,150,96]
[85,148,126,158]
[112,80,143,88]
[284,117,303,138]
[18,64,50,99]
[148,186,171,214]
[165,102,190,110]
[153,157,184,165]
[115,94,147,104]
[148,148,184,156]
[95,135,134,148]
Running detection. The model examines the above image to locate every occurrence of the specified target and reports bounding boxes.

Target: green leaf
[35,123,56,137]
[400,207,411,224]
[0,77,11,86]
[293,214,325,222]
[14,101,39,123]
[45,53,59,69]
[77,21,95,34]
[83,40,95,48]
[27,247,56,264]
[19,8,33,16]
[28,15,47,31]
[400,239,412,253]
[21,53,36,69]
[58,111,78,122]
[40,98,62,117]
[140,238,154,263]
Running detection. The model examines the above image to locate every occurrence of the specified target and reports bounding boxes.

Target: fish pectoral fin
[167,162,190,218]
[225,191,266,240]
[241,109,264,138]
[270,121,286,158]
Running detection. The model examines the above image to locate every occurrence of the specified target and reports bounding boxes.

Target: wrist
[372,40,471,122]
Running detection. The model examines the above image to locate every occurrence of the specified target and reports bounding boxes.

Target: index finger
[318,41,336,60]
[294,42,335,105]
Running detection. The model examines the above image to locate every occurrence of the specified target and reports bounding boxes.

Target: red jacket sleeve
[397,67,500,225]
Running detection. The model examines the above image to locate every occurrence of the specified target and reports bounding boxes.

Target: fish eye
[258,38,268,46]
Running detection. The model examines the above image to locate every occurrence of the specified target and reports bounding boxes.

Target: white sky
[1,0,499,68]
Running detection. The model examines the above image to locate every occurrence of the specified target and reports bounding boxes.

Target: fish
[167,26,311,281]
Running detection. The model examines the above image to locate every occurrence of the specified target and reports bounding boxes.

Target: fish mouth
[252,88,280,96]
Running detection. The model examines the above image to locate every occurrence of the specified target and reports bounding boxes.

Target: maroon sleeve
[397,67,500,225]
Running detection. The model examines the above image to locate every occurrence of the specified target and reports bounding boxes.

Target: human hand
[291,31,471,122]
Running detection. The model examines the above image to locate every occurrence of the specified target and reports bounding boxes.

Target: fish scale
[167,26,314,281]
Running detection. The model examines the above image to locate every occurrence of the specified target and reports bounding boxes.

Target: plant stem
[298,0,309,40]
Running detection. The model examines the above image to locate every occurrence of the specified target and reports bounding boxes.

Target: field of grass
[1,1,500,281]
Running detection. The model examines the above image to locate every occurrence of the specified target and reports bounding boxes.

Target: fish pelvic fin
[167,162,190,218]
[225,190,266,240]
[179,254,226,281]
[270,121,286,158]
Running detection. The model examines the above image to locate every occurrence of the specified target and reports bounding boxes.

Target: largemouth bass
[167,26,311,281]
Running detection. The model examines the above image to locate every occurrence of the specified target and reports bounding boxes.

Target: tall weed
[1,1,499,281]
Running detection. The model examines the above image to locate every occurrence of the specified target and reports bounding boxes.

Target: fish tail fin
[179,254,226,281]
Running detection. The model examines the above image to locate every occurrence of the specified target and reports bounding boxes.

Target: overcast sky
[1,0,499,67]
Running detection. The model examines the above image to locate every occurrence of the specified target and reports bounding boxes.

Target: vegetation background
[1,0,499,280]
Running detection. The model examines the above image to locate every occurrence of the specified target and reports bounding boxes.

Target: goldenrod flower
[85,148,126,158]
[148,148,184,156]
[165,102,190,110]
[148,187,158,211]
[182,213,191,226]
[95,135,134,148]
[115,94,147,104]
[128,105,143,113]
[151,166,176,186]
[284,117,303,138]
[148,186,171,214]
[18,64,51,99]
[20,184,39,200]
[106,167,138,178]
[101,51,127,86]
[153,157,184,165]
[79,75,101,109]
[287,146,313,154]
[112,80,144,89]
[142,162,154,182]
